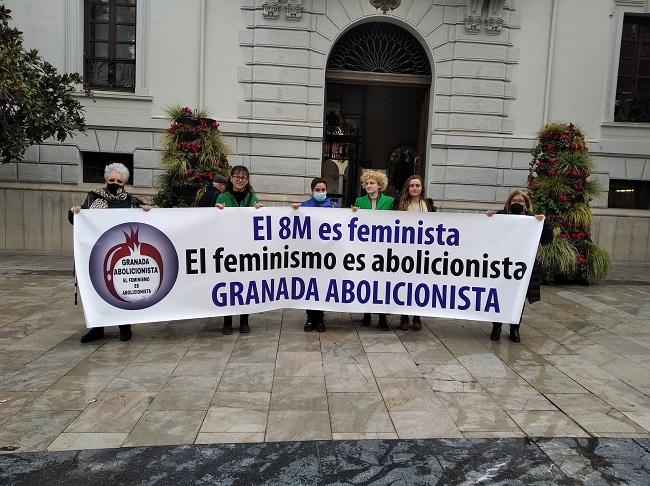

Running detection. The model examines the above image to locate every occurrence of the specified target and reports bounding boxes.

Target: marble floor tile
[217,363,274,392]
[65,391,154,433]
[507,411,589,437]
[0,409,80,452]
[171,351,229,377]
[319,440,444,484]
[270,376,327,411]
[265,410,331,441]
[200,406,267,433]
[195,432,265,444]
[0,391,39,426]
[122,410,205,447]
[25,388,101,411]
[359,334,407,353]
[148,376,218,411]
[544,393,613,412]
[376,377,441,411]
[457,353,520,380]
[277,333,321,352]
[623,409,650,432]
[211,391,271,410]
[47,432,127,451]
[229,340,278,363]
[274,351,323,377]
[132,345,189,364]
[512,365,588,394]
[564,409,649,435]
[323,362,378,393]
[390,410,462,439]
[327,392,395,433]
[366,352,420,378]
[105,363,177,393]
[436,392,520,433]
[331,432,399,440]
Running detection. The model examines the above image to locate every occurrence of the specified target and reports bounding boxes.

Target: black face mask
[509,202,525,215]
[106,183,123,195]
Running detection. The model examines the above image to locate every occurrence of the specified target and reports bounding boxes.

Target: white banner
[73,207,543,328]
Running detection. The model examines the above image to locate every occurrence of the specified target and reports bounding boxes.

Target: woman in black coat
[486,190,553,342]
[69,162,151,343]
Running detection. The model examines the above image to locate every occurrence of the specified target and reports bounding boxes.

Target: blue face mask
[313,192,327,203]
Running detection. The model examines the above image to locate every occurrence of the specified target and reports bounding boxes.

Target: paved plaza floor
[1,252,649,483]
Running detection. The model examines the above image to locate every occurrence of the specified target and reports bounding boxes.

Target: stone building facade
[1,0,650,261]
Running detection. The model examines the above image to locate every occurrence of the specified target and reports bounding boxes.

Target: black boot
[239,315,250,334]
[119,325,132,342]
[490,323,502,341]
[509,324,520,343]
[304,319,314,332]
[222,316,233,335]
[411,316,422,331]
[378,314,390,331]
[362,313,371,327]
[80,327,105,343]
[316,318,326,333]
[399,315,410,331]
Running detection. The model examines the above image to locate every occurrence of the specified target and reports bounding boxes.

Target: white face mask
[313,192,327,202]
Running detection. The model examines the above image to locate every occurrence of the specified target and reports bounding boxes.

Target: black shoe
[304,320,314,332]
[239,316,250,334]
[222,316,233,335]
[80,327,105,343]
[362,314,371,327]
[119,325,132,342]
[316,320,326,332]
[411,317,422,331]
[378,315,390,331]
[399,316,410,331]
[490,323,502,341]
[509,325,520,343]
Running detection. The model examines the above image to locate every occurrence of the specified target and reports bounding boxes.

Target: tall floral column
[153,106,231,208]
[527,123,610,283]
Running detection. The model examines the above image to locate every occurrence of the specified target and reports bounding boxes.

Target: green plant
[528,122,610,283]
[152,106,231,208]
[0,5,87,163]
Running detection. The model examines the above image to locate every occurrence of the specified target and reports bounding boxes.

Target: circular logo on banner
[89,223,179,310]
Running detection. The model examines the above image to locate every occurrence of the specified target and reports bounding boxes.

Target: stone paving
[0,252,649,454]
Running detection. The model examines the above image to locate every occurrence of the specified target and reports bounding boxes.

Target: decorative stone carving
[464,0,506,34]
[465,15,482,34]
[485,16,504,34]
[369,0,401,14]
[262,0,280,19]
[285,0,302,20]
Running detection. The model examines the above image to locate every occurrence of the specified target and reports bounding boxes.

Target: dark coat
[497,209,553,303]
[67,190,142,224]
[198,186,221,207]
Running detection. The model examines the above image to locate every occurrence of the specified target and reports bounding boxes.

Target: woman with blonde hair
[352,170,395,330]
[396,175,436,330]
[486,189,553,342]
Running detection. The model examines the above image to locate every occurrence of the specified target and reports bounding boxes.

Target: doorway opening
[322,22,432,207]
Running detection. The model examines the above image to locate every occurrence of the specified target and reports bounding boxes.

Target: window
[83,152,134,183]
[608,179,650,209]
[84,0,136,91]
[615,14,650,122]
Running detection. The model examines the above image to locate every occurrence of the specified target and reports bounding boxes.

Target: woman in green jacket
[352,170,395,330]
[216,165,263,334]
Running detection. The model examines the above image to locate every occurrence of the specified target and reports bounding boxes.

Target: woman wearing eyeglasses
[216,165,263,334]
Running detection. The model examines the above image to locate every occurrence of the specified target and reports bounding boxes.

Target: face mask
[509,202,525,215]
[106,183,123,195]
[313,192,327,203]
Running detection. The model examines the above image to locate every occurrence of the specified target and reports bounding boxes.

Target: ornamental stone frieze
[262,0,303,20]
[465,0,506,34]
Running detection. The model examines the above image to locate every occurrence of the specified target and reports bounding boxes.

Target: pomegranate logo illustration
[89,223,178,310]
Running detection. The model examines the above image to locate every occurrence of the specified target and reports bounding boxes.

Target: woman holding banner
[352,170,395,331]
[216,165,263,335]
[292,177,339,333]
[68,162,151,343]
[486,190,553,342]
[396,175,437,331]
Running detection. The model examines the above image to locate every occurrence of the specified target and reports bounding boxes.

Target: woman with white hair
[68,162,151,343]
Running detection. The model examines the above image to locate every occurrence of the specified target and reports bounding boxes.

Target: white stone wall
[2,0,650,257]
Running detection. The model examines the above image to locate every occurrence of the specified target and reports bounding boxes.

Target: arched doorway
[322,22,432,206]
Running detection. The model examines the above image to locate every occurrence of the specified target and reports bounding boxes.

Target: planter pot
[199,117,216,126]
[180,130,200,142]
